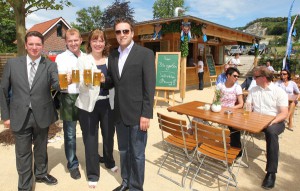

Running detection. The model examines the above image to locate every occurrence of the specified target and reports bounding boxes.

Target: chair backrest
[157,113,195,148]
[191,121,230,148]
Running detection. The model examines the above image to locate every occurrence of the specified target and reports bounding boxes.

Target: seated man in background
[246,66,288,190]
[230,53,242,67]
[216,63,230,85]
[266,60,275,73]
[241,71,256,91]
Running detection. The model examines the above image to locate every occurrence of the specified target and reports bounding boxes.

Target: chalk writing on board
[155,52,180,90]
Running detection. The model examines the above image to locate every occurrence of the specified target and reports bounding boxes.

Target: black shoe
[36,174,58,185]
[70,168,81,180]
[113,185,129,191]
[261,172,276,190]
[237,150,243,158]
[99,155,105,163]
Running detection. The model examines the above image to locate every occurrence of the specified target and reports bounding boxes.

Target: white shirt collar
[27,55,41,66]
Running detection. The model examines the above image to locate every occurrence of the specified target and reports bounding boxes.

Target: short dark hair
[114,18,134,31]
[226,67,240,76]
[25,31,44,44]
[252,66,274,82]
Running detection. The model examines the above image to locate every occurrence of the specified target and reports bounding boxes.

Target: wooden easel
[209,75,217,87]
[154,90,175,107]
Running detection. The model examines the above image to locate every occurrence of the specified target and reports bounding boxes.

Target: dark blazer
[241,76,253,90]
[105,43,156,126]
[0,56,60,131]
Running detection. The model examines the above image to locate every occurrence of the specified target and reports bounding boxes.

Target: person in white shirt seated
[266,61,275,73]
[245,66,288,190]
[230,53,242,67]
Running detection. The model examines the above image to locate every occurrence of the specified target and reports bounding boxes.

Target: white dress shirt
[27,55,41,81]
[55,49,85,94]
[118,41,134,76]
[247,82,288,116]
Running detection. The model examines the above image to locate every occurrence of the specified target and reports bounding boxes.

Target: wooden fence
[0,53,16,81]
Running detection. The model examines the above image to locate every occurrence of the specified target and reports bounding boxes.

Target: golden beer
[59,73,68,90]
[84,69,92,85]
[243,110,250,115]
[93,70,101,86]
[72,69,80,83]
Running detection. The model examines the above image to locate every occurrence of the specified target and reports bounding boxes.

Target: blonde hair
[65,28,81,39]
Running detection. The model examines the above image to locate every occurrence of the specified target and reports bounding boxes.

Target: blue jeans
[116,122,147,191]
[63,120,79,170]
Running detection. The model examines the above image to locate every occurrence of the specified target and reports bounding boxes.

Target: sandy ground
[0,83,300,191]
[0,87,300,191]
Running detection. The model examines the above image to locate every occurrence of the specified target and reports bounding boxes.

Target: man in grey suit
[104,18,155,191]
[0,31,60,191]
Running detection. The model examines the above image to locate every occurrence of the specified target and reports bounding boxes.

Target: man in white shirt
[230,53,241,67]
[246,66,288,190]
[266,61,275,73]
[55,28,84,180]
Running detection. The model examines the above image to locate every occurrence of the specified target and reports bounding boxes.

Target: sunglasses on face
[232,75,239,78]
[280,73,287,76]
[253,75,262,79]
[115,29,130,35]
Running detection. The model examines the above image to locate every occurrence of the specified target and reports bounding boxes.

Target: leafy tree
[153,0,187,19]
[0,1,16,53]
[71,6,103,32]
[2,0,72,56]
[101,0,135,28]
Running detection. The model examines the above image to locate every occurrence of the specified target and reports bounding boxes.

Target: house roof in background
[27,17,71,35]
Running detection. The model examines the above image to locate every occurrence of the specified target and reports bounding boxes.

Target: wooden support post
[180,57,187,102]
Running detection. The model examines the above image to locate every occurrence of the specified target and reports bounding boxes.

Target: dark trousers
[116,122,147,191]
[198,72,204,90]
[13,110,49,191]
[78,99,115,182]
[264,122,285,173]
[229,126,241,148]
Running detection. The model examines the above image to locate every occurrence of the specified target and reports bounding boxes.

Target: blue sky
[26,0,299,29]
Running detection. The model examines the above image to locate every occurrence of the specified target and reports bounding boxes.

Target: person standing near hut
[194,55,204,90]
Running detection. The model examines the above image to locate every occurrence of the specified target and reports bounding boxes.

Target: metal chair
[157,113,198,187]
[189,121,242,190]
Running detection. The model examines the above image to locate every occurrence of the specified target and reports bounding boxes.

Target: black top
[97,64,108,96]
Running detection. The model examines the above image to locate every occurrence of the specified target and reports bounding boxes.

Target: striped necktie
[29,62,36,88]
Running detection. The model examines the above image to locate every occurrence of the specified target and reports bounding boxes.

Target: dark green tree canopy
[2,0,72,55]
[0,1,16,52]
[101,0,135,28]
[71,6,103,32]
[153,0,187,19]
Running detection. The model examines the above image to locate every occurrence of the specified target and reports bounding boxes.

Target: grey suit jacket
[0,56,60,131]
[105,43,156,126]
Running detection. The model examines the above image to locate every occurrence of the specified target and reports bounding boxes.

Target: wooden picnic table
[167,101,275,134]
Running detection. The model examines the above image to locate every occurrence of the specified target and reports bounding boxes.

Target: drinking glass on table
[243,102,252,115]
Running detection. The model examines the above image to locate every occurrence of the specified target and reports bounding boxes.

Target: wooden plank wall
[0,53,16,81]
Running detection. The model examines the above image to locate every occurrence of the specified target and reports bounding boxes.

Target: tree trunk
[253,56,258,66]
[13,1,26,56]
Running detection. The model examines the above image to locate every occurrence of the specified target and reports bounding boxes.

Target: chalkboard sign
[206,54,216,76]
[155,52,181,90]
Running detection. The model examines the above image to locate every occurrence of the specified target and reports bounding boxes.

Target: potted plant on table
[211,89,222,112]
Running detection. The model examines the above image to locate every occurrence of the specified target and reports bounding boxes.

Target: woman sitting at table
[215,67,244,154]
[275,69,300,131]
